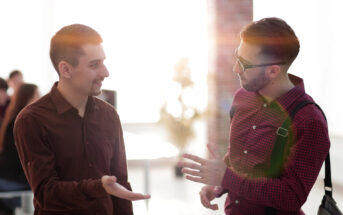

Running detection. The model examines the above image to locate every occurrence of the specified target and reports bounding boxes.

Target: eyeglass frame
[234,48,288,72]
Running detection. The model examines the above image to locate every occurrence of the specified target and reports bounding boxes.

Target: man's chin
[242,84,257,92]
[90,89,102,96]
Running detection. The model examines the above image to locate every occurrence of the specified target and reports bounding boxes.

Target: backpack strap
[265,100,330,214]
[267,100,320,177]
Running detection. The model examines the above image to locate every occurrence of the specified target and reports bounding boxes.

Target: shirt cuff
[82,179,108,199]
[221,167,245,194]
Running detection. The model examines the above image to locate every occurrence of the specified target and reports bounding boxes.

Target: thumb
[102,175,117,185]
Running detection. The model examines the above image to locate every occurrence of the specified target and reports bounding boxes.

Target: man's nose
[101,65,110,78]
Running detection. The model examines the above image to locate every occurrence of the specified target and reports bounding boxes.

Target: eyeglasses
[234,49,288,72]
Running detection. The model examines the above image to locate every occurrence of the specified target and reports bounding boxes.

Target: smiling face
[61,43,109,97]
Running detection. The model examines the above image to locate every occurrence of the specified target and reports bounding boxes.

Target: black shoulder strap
[285,101,332,197]
[265,100,331,215]
[267,100,328,177]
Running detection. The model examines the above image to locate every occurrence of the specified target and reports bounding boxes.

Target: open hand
[101,175,150,201]
[178,144,227,186]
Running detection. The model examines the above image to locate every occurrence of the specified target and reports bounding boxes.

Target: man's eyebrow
[88,59,102,65]
[237,55,253,65]
[235,49,253,65]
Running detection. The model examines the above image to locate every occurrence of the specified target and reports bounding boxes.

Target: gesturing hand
[101,175,150,201]
[200,185,223,210]
[178,144,227,186]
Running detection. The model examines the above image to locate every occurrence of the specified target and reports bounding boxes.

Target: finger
[182,168,202,177]
[183,153,206,164]
[208,203,219,210]
[200,191,211,208]
[102,175,117,184]
[185,175,204,184]
[200,191,218,211]
[119,193,150,201]
[113,183,151,200]
[207,144,221,160]
[178,161,202,171]
[129,193,151,201]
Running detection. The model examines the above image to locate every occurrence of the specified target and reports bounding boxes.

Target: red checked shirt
[14,83,133,215]
[222,74,330,215]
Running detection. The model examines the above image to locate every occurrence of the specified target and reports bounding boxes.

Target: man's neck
[258,75,295,103]
[57,81,88,117]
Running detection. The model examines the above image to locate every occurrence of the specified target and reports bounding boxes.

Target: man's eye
[90,63,99,68]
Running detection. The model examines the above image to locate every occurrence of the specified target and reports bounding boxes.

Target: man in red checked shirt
[178,17,330,215]
[14,24,150,215]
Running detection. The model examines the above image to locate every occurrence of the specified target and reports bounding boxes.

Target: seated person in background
[0,83,40,214]
[0,78,10,125]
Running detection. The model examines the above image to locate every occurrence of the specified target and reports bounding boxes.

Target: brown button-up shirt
[14,83,133,215]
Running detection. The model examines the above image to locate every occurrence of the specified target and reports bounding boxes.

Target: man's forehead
[238,42,261,61]
[238,42,261,54]
[80,43,106,60]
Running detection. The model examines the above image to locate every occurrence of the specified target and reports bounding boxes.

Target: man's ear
[58,61,72,79]
[267,65,282,79]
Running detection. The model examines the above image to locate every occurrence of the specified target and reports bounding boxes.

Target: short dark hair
[240,17,300,65]
[0,78,8,90]
[50,24,103,75]
[9,70,22,80]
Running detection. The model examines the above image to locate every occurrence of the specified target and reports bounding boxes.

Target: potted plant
[159,58,201,177]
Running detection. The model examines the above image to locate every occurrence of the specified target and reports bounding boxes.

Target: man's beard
[241,69,269,92]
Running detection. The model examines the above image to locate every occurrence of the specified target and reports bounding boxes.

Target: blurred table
[124,131,178,213]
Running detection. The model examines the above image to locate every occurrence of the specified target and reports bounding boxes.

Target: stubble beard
[241,69,269,92]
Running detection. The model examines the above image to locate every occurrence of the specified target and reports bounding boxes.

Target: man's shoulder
[292,95,327,127]
[92,97,118,116]
[17,93,53,121]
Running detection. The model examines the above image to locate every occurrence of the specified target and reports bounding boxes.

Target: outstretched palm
[101,175,150,201]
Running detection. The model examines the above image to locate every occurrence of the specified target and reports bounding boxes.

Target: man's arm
[14,114,148,212]
[14,115,108,211]
[221,118,330,211]
[180,118,330,211]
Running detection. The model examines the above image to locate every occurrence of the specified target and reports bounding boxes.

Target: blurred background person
[0,78,10,126]
[7,70,23,97]
[0,83,39,215]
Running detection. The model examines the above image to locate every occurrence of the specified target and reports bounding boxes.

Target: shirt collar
[268,74,306,111]
[50,82,73,114]
[50,82,97,115]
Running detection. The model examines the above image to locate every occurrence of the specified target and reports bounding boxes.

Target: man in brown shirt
[14,24,150,215]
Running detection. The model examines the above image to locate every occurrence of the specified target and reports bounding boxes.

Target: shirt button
[235,200,239,204]
[86,141,90,145]
[89,163,92,167]
[252,125,256,129]
[263,103,267,107]
[243,150,248,154]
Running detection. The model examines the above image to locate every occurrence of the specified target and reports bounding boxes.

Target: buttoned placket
[82,116,93,169]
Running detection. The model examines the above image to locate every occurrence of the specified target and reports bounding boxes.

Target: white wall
[0,0,209,123]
